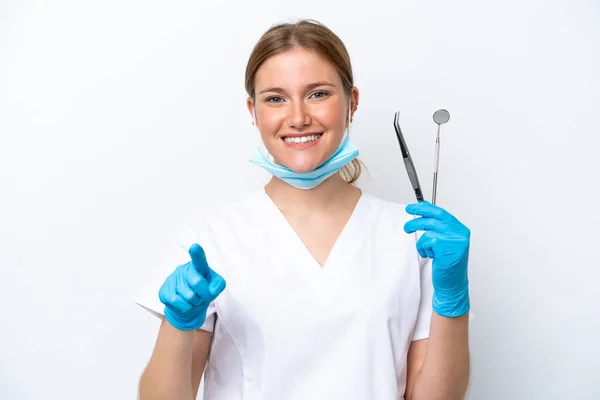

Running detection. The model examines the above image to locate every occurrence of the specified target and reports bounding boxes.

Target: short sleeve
[411,256,434,341]
[134,211,217,332]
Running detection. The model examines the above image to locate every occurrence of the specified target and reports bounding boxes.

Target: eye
[266,96,285,103]
[309,91,328,99]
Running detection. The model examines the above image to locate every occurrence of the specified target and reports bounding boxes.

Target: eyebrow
[258,81,336,95]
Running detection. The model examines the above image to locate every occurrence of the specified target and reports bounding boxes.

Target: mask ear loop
[348,98,352,136]
[344,96,352,140]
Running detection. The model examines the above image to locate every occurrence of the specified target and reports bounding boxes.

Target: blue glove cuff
[164,306,208,331]
[432,285,470,318]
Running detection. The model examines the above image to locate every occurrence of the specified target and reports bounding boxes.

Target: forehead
[254,48,342,90]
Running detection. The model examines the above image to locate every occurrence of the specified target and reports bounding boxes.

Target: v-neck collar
[257,189,378,278]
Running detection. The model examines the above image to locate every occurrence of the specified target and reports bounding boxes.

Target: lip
[280,132,323,149]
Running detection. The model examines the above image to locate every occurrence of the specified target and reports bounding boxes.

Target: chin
[279,158,323,173]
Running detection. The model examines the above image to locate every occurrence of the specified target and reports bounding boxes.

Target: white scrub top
[136,189,433,400]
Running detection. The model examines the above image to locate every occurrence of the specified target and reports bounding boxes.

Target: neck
[265,173,361,214]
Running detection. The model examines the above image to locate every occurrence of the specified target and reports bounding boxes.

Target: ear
[246,96,255,125]
[350,87,360,121]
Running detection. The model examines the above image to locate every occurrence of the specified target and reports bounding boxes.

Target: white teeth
[283,134,322,144]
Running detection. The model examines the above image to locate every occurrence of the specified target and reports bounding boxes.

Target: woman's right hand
[159,243,226,331]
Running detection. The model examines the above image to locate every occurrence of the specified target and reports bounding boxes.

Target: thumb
[207,272,226,297]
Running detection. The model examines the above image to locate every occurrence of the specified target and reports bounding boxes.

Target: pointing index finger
[189,243,209,278]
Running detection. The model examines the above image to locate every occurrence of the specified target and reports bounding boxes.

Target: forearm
[411,312,470,400]
[139,319,195,400]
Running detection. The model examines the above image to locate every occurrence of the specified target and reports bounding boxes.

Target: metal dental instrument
[432,109,450,205]
[394,111,424,202]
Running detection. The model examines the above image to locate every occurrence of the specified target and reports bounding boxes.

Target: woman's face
[249,48,358,173]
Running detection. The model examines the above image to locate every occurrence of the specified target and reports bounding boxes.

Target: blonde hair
[245,19,363,185]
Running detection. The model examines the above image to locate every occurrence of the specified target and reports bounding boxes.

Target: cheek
[314,103,346,129]
[257,110,284,134]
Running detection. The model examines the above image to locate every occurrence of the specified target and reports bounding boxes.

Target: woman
[137,19,471,400]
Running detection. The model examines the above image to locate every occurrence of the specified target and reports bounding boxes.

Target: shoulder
[358,191,419,239]
[360,191,413,221]
[196,189,266,232]
[167,190,264,244]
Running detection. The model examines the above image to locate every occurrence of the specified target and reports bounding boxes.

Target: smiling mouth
[282,134,323,144]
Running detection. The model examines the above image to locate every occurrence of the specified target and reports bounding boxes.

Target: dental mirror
[433,109,450,125]
[432,109,450,205]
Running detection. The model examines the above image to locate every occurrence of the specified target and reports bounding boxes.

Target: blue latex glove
[159,243,226,330]
[404,201,470,318]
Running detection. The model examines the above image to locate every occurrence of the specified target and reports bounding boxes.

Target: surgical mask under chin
[249,132,359,190]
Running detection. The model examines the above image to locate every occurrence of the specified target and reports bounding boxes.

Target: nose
[287,101,311,128]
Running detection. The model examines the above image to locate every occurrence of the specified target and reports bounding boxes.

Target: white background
[1,1,599,399]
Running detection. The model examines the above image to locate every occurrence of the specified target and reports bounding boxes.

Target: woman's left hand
[404,201,471,318]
